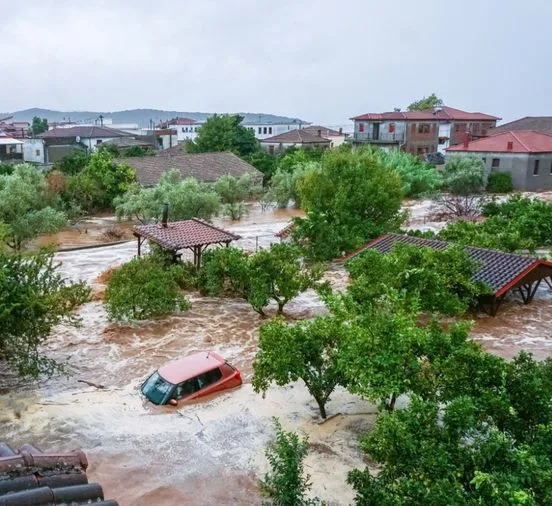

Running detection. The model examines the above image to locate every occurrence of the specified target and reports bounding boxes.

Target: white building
[242,117,310,140]
[157,117,203,142]
[23,138,46,164]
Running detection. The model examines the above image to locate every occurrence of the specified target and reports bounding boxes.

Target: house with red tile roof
[446,130,552,190]
[259,129,331,154]
[349,106,500,156]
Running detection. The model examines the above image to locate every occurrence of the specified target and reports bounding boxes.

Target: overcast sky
[1,0,550,126]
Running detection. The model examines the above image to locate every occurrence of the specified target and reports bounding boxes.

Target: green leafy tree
[293,148,405,261]
[244,150,278,183]
[114,169,220,223]
[486,171,513,193]
[104,256,191,320]
[122,145,154,157]
[247,243,322,316]
[345,243,489,316]
[186,114,259,157]
[214,173,260,220]
[197,246,250,297]
[30,116,48,135]
[261,419,322,505]
[0,163,14,175]
[265,163,317,209]
[0,250,90,378]
[442,155,485,195]
[253,316,347,418]
[407,93,443,111]
[54,148,90,175]
[0,164,67,250]
[374,148,442,197]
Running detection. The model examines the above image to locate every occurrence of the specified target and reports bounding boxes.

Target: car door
[174,377,200,400]
[192,367,224,398]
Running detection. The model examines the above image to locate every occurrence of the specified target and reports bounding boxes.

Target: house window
[482,157,486,164]
[35,149,41,156]
[96,139,102,145]
[258,127,262,134]
[491,158,500,168]
[268,145,275,154]
[533,159,540,175]
[358,123,365,133]
[182,127,185,132]
[418,124,430,134]
[455,124,460,132]
[388,123,396,134]
[550,161,552,175]
[263,127,267,134]
[269,127,272,134]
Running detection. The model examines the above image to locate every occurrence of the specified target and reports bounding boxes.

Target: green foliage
[442,155,485,195]
[265,163,318,209]
[214,173,259,220]
[345,243,489,316]
[0,163,14,175]
[437,194,552,252]
[30,116,48,135]
[247,243,322,316]
[0,164,67,250]
[54,148,90,175]
[98,143,120,158]
[407,93,443,111]
[261,419,321,505]
[62,151,136,212]
[244,150,278,182]
[276,147,325,173]
[253,317,347,419]
[374,148,442,197]
[104,256,191,321]
[0,250,90,378]
[486,171,514,193]
[199,243,321,316]
[124,145,154,157]
[293,149,405,261]
[198,246,250,297]
[186,114,259,157]
[348,352,552,505]
[114,169,220,223]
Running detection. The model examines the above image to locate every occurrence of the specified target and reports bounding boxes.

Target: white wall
[23,139,45,164]
[438,123,452,154]
[246,123,304,140]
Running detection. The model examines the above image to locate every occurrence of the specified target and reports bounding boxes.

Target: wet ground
[1,199,551,505]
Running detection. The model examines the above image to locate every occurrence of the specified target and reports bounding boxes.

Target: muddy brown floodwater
[1,199,551,505]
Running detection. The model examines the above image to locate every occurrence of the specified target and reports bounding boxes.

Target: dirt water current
[1,201,551,505]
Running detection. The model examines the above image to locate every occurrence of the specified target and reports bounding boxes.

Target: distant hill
[7,108,309,127]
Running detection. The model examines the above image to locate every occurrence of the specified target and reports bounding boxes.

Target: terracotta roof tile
[342,233,551,296]
[0,442,118,505]
[351,106,500,122]
[39,126,132,139]
[489,116,552,134]
[301,125,343,137]
[133,218,240,250]
[447,130,552,153]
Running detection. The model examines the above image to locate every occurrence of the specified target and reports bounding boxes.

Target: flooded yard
[1,199,551,505]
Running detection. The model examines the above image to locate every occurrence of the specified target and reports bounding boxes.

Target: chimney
[463,131,471,149]
[161,203,169,227]
[339,127,343,135]
[317,129,322,137]
[507,141,513,151]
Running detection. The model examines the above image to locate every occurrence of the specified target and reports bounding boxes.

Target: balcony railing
[353,132,404,142]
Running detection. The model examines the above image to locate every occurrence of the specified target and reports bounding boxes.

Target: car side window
[175,378,200,399]
[196,368,223,390]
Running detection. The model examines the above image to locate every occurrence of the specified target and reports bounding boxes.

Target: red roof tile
[157,117,199,127]
[39,126,132,139]
[351,106,500,122]
[259,129,331,144]
[447,130,552,153]
[133,218,240,250]
[301,125,343,137]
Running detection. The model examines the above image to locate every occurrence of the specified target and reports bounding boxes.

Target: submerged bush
[486,172,514,193]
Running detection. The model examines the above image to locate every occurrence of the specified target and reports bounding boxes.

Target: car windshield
[141,372,173,405]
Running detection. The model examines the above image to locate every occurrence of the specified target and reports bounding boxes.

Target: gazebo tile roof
[133,218,240,250]
[344,233,550,295]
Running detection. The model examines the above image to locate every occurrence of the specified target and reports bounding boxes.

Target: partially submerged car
[141,351,242,406]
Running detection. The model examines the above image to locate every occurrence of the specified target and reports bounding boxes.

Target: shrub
[198,246,250,297]
[486,172,514,193]
[104,257,191,320]
[442,155,485,195]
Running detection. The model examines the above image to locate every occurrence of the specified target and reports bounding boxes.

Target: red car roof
[158,351,226,384]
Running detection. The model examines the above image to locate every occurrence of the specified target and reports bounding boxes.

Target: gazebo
[133,217,241,268]
[342,233,552,316]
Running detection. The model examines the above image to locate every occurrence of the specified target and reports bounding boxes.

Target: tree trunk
[315,397,327,419]
[277,300,285,315]
[386,393,397,413]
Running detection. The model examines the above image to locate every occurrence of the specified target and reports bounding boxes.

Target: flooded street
[1,200,551,505]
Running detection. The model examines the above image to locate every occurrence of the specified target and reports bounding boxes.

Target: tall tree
[0,251,90,378]
[186,114,259,157]
[407,93,444,111]
[293,148,405,260]
[0,164,67,250]
[30,116,48,136]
